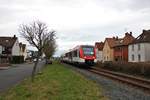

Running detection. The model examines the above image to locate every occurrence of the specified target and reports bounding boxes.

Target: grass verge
[0,61,107,100]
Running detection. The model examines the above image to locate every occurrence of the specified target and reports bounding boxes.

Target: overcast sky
[0,0,150,56]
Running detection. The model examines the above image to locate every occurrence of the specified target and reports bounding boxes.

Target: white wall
[96,48,103,62]
[128,43,147,62]
[12,39,20,56]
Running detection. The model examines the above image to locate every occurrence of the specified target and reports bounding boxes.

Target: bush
[98,62,150,78]
[11,56,24,64]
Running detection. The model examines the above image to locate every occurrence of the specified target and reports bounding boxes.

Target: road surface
[0,60,45,92]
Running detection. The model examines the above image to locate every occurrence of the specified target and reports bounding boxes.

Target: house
[0,35,26,63]
[113,32,134,62]
[128,30,150,62]
[19,42,27,60]
[95,42,104,62]
[102,37,116,62]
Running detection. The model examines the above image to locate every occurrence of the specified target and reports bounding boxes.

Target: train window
[65,53,67,57]
[82,47,94,56]
[69,52,72,57]
[73,50,77,57]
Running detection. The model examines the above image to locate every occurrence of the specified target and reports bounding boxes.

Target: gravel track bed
[63,63,150,100]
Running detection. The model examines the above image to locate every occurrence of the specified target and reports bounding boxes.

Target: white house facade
[95,48,103,62]
[95,42,104,62]
[128,43,150,62]
[12,39,20,56]
[128,30,150,62]
[0,35,27,63]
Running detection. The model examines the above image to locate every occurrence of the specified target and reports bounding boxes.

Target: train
[61,45,97,66]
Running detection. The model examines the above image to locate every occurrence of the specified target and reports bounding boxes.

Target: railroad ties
[88,67,150,92]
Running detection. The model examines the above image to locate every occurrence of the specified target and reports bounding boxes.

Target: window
[73,50,77,57]
[138,44,140,51]
[132,55,134,61]
[132,45,134,51]
[82,47,94,56]
[2,47,5,51]
[138,54,141,62]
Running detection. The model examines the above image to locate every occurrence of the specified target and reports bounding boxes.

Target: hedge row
[11,56,24,64]
[96,61,150,78]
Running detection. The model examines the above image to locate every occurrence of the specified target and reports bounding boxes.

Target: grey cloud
[0,0,150,57]
[95,0,150,11]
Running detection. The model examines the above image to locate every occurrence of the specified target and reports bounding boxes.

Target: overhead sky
[0,0,150,56]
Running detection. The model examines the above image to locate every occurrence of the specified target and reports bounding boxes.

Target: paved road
[0,60,45,92]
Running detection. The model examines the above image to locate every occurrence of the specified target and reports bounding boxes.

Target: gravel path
[63,63,150,100]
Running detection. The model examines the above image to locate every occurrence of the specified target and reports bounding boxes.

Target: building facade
[95,42,104,62]
[128,30,150,62]
[103,38,116,62]
[0,35,26,63]
[19,43,27,60]
[113,32,134,62]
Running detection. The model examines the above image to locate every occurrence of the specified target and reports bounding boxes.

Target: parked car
[33,58,41,62]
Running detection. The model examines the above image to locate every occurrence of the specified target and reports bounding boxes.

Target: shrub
[97,62,150,78]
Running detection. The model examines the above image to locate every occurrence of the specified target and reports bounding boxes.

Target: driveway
[0,60,45,92]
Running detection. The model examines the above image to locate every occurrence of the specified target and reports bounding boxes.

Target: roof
[105,38,116,48]
[95,42,104,50]
[114,32,135,47]
[0,35,17,48]
[104,32,135,48]
[131,30,150,44]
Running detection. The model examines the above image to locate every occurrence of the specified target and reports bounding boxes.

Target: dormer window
[143,35,146,39]
[6,40,9,42]
[120,40,123,43]
[137,36,140,40]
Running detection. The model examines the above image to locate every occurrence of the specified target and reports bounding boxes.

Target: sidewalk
[0,63,10,70]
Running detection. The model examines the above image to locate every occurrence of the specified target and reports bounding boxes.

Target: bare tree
[19,21,56,82]
[43,33,57,63]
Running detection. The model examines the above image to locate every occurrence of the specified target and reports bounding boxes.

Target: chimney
[116,36,118,40]
[13,35,16,38]
[125,32,128,36]
[129,32,132,35]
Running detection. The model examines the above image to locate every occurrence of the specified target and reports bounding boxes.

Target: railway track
[88,67,150,92]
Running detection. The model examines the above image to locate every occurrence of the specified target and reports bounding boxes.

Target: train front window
[82,47,94,56]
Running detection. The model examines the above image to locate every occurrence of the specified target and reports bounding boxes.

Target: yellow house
[103,38,116,62]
